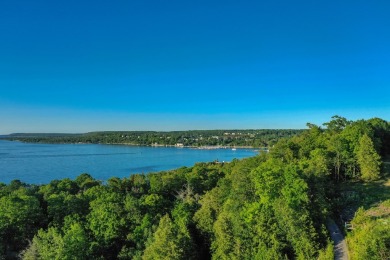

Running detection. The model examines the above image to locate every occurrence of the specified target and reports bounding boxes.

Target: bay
[0,140,257,184]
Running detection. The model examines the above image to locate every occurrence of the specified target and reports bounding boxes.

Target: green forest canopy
[1,116,389,259]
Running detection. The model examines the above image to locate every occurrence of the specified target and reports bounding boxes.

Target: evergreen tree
[142,215,186,260]
[356,134,381,181]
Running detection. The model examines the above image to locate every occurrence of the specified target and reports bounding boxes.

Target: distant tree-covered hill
[5,129,303,148]
[6,133,82,138]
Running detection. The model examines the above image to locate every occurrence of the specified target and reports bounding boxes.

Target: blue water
[0,140,257,184]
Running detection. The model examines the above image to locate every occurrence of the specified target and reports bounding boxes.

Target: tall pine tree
[357,134,381,181]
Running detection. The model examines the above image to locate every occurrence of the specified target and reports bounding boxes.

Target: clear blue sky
[1,0,389,134]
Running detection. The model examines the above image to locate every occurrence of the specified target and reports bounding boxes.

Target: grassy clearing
[337,161,390,214]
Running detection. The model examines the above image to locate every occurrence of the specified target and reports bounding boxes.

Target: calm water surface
[0,140,257,184]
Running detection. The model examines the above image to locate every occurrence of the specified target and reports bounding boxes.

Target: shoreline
[3,139,267,150]
[93,143,266,151]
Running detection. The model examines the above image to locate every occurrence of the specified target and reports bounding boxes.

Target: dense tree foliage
[347,202,390,260]
[4,129,303,148]
[0,116,389,259]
